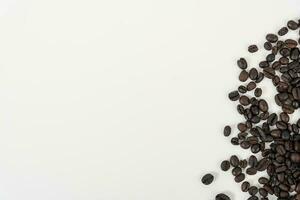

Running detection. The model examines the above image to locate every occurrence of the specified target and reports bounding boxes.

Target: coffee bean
[248,186,258,196]
[246,167,257,175]
[267,113,278,126]
[231,137,239,145]
[239,159,248,168]
[255,72,264,83]
[254,88,262,97]
[221,160,230,171]
[264,42,272,51]
[258,177,269,184]
[237,58,248,69]
[230,155,239,167]
[266,53,275,62]
[215,193,230,200]
[228,90,240,101]
[259,61,269,68]
[287,20,299,30]
[223,126,231,137]
[290,48,300,60]
[247,81,256,91]
[201,173,214,185]
[278,27,289,36]
[247,196,258,200]
[249,155,258,168]
[241,181,250,192]
[285,39,298,48]
[292,87,300,100]
[291,153,300,163]
[232,167,242,176]
[279,112,290,123]
[239,95,250,106]
[248,45,258,53]
[266,33,278,43]
[259,99,269,112]
[234,173,245,183]
[239,70,249,82]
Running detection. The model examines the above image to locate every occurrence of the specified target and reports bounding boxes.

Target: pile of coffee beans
[202,19,300,200]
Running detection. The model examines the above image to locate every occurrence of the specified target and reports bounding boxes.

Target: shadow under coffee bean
[200,17,300,200]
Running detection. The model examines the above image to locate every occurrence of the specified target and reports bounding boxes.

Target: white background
[0,0,300,199]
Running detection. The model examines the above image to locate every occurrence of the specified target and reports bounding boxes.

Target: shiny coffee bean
[201,173,214,185]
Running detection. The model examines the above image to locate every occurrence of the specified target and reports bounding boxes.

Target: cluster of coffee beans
[202,19,300,200]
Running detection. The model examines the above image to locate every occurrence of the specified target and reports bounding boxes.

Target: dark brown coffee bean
[239,159,248,168]
[278,27,289,36]
[291,153,300,162]
[266,33,278,43]
[267,113,278,126]
[248,186,258,196]
[255,72,264,83]
[237,123,247,132]
[256,158,270,171]
[240,141,251,149]
[231,137,239,145]
[292,87,300,100]
[220,160,230,171]
[259,99,269,112]
[223,126,231,137]
[279,57,289,65]
[230,155,239,167]
[291,48,300,60]
[228,91,240,101]
[249,155,258,168]
[232,167,242,176]
[276,121,287,130]
[247,81,256,91]
[247,196,258,200]
[263,67,275,79]
[239,95,250,106]
[288,20,299,30]
[264,42,272,51]
[249,68,258,80]
[258,177,269,185]
[239,70,249,82]
[246,167,257,175]
[201,173,214,185]
[259,61,269,68]
[248,45,258,53]
[215,193,230,200]
[285,39,298,48]
[280,112,289,123]
[251,144,260,154]
[254,88,262,97]
[238,85,247,93]
[237,58,248,69]
[259,188,268,197]
[266,53,275,62]
[241,181,250,192]
[234,173,245,183]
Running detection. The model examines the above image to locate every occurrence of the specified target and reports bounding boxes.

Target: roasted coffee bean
[246,167,257,175]
[249,155,258,168]
[247,196,258,200]
[238,85,247,93]
[223,126,231,137]
[278,27,289,36]
[259,61,269,68]
[248,68,258,80]
[287,20,299,30]
[237,123,247,132]
[239,95,250,106]
[251,144,260,154]
[264,42,272,51]
[292,87,300,100]
[201,173,214,185]
[239,159,248,168]
[232,167,242,176]
[259,99,269,112]
[263,67,275,78]
[248,186,258,196]
[215,193,230,200]
[266,53,275,62]
[231,137,239,145]
[239,70,249,82]
[248,45,258,53]
[241,181,250,192]
[237,58,248,69]
[291,153,300,163]
[266,33,278,43]
[290,48,300,60]
[221,160,230,171]
[255,72,264,83]
[254,88,262,97]
[258,177,269,185]
[228,90,240,101]
[267,113,278,126]
[247,82,256,91]
[230,155,239,167]
[280,112,290,123]
[259,188,268,197]
[234,173,245,183]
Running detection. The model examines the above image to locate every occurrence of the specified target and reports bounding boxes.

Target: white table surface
[0,0,300,199]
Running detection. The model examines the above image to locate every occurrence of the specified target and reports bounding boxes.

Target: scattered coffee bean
[287,20,299,30]
[220,160,230,171]
[201,173,214,185]
[248,45,258,53]
[223,126,231,137]
[278,27,288,36]
[237,58,248,69]
[215,193,230,200]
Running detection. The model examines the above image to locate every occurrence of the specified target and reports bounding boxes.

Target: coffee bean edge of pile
[202,18,300,200]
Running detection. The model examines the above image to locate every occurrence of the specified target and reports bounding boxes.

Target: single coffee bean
[228,91,240,101]
[287,20,299,30]
[247,196,258,200]
[247,81,256,91]
[279,112,289,123]
[201,173,214,185]
[248,186,258,196]
[220,160,230,171]
[264,42,272,51]
[234,173,245,183]
[266,33,278,43]
[241,181,250,192]
[232,167,242,176]
[223,126,231,137]
[249,68,258,80]
[267,113,278,126]
[249,155,258,167]
[278,27,289,36]
[259,61,269,68]
[266,53,275,62]
[248,45,258,53]
[230,155,239,167]
[254,88,262,97]
[239,70,249,82]
[285,39,298,48]
[237,58,248,69]
[258,177,269,184]
[246,167,257,175]
[238,85,247,93]
[259,99,269,112]
[239,159,248,168]
[291,153,300,163]
[231,137,239,145]
[259,188,268,197]
[239,95,250,106]
[215,193,230,200]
